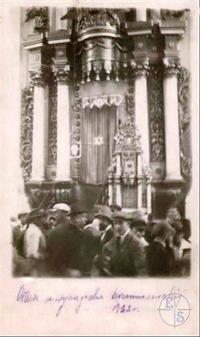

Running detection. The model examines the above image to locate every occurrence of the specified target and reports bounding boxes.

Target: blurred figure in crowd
[47,203,83,276]
[130,211,149,249]
[70,203,89,229]
[146,220,175,276]
[82,206,113,275]
[23,209,47,260]
[171,219,191,276]
[23,209,47,276]
[110,204,122,212]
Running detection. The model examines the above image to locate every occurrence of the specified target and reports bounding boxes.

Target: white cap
[51,203,71,214]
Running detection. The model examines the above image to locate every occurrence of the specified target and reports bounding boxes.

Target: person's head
[131,221,146,239]
[94,206,113,230]
[112,211,130,236]
[49,203,71,227]
[110,204,122,212]
[152,220,175,242]
[128,211,147,238]
[25,209,46,227]
[70,203,88,228]
[18,212,28,225]
[166,207,181,226]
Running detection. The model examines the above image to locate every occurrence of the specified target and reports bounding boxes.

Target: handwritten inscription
[16,284,169,317]
[45,287,103,316]
[17,285,39,303]
[112,302,139,314]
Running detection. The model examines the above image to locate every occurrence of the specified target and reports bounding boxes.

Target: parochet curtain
[80,106,117,185]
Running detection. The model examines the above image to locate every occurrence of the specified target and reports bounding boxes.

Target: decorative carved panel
[71,84,82,179]
[126,79,135,119]
[77,9,119,34]
[147,66,165,179]
[20,87,34,182]
[178,67,191,178]
[47,75,57,180]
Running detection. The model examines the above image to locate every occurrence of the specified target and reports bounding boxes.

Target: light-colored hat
[51,203,71,214]
[112,211,132,221]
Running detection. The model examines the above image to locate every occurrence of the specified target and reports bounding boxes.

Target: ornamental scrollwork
[148,66,165,162]
[163,57,181,76]
[54,65,71,85]
[71,84,82,179]
[20,86,34,182]
[30,69,49,87]
[178,67,192,178]
[48,75,57,168]
[126,79,135,118]
[178,67,190,131]
[78,9,119,32]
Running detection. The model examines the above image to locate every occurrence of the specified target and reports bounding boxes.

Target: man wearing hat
[130,211,149,249]
[70,203,89,229]
[82,206,113,275]
[46,203,84,275]
[146,220,175,276]
[47,203,71,229]
[23,208,47,261]
[96,210,146,276]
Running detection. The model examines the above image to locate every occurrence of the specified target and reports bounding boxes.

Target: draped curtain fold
[81,106,116,185]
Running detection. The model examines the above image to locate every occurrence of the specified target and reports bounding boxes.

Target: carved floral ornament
[77,9,120,33]
[53,65,71,84]
[82,95,123,109]
[163,57,181,76]
[178,67,192,178]
[20,87,34,182]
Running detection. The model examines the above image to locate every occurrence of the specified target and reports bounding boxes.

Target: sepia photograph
[12,4,192,278]
[0,0,199,335]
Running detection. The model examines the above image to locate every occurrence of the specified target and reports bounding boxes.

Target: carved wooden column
[134,62,150,169]
[163,59,182,181]
[52,42,72,182]
[30,70,49,181]
[54,67,71,181]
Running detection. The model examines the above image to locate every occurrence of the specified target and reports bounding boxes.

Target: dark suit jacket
[99,231,146,277]
[47,221,84,273]
[146,240,172,276]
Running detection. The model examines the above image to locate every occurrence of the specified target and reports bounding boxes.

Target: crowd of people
[12,202,191,277]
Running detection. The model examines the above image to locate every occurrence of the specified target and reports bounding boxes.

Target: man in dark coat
[96,211,146,277]
[46,203,84,276]
[146,220,175,277]
[82,206,113,275]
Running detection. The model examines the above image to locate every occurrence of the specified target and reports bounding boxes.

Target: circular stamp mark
[159,293,191,327]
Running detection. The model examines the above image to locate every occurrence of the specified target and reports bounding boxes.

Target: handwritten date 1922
[112,302,139,314]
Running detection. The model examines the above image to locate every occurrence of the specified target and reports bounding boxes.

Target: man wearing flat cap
[47,203,71,229]
[46,203,84,275]
[96,210,146,276]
